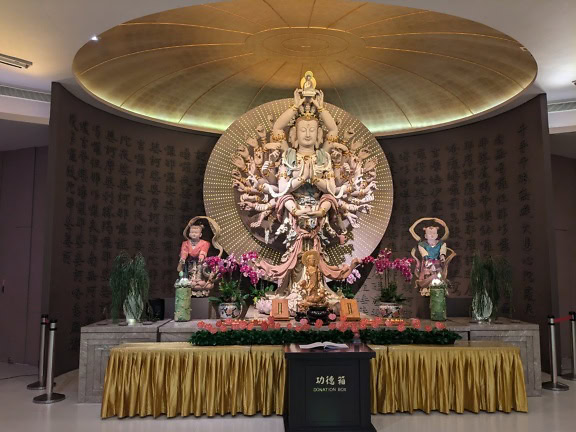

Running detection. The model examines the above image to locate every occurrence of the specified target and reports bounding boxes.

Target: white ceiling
[0,0,575,128]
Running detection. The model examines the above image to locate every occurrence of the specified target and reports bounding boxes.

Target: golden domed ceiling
[73,0,537,135]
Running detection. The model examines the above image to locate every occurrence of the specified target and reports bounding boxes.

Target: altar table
[101,341,527,419]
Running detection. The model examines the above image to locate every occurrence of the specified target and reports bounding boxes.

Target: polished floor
[1,362,575,432]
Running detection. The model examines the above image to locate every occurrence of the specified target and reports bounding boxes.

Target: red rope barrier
[554,316,571,323]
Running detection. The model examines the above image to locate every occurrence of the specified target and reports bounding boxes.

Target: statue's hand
[177,263,183,272]
[245,136,259,148]
[236,144,250,160]
[255,124,267,139]
[231,169,242,181]
[269,150,281,163]
[350,138,364,152]
[232,155,247,171]
[363,158,377,172]
[293,88,305,108]
[357,148,371,161]
[312,90,324,109]
[330,149,343,164]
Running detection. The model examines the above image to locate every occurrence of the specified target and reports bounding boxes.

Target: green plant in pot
[109,252,150,325]
[470,253,512,322]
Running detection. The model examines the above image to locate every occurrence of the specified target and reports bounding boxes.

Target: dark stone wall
[374,95,555,330]
[46,84,219,373]
[45,85,554,373]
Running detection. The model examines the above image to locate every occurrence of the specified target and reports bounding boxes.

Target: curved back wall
[357,95,555,330]
[46,84,555,373]
[46,84,218,373]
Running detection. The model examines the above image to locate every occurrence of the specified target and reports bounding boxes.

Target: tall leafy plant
[470,254,512,319]
[109,252,150,321]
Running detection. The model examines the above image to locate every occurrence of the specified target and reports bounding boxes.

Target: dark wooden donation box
[283,343,376,432]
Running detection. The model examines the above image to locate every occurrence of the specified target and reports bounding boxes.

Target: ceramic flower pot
[218,302,241,319]
[379,303,403,319]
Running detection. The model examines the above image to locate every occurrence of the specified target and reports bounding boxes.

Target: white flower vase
[123,290,144,325]
[472,290,493,322]
[218,302,241,319]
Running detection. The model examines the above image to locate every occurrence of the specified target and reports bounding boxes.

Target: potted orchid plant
[336,268,361,299]
[205,251,260,319]
[363,249,414,319]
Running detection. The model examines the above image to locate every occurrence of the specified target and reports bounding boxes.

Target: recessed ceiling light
[0,53,32,69]
[91,35,100,41]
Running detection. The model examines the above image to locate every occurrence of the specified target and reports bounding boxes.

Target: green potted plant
[109,252,150,325]
[470,254,512,322]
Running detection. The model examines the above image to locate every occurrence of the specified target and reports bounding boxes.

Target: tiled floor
[1,361,575,432]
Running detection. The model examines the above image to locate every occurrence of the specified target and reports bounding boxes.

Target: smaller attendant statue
[174,217,223,321]
[298,250,328,310]
[409,217,456,296]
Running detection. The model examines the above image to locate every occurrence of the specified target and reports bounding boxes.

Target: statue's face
[189,226,202,240]
[296,119,318,149]
[424,227,438,241]
[307,254,319,267]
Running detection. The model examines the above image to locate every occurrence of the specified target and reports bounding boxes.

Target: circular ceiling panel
[73,0,537,135]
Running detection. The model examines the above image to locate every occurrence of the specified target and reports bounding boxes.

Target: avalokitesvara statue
[231,73,379,313]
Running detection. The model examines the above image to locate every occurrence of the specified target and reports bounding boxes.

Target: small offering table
[284,343,375,432]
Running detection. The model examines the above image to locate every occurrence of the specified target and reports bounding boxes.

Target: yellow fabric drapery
[101,341,527,419]
[370,342,528,414]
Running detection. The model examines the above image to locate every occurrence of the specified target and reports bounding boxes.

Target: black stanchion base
[33,393,66,404]
[27,381,55,390]
[542,381,570,391]
[27,381,45,390]
[561,373,576,381]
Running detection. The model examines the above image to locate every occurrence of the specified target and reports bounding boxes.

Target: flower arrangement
[337,268,361,299]
[205,251,261,309]
[363,249,414,304]
[190,317,460,346]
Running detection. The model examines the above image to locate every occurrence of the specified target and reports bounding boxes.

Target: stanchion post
[33,320,65,404]
[27,314,49,390]
[543,315,569,391]
[561,311,576,381]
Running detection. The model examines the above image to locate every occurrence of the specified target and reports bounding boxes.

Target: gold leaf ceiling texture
[73,0,537,135]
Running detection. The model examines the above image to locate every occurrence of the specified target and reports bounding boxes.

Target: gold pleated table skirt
[101,341,527,418]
